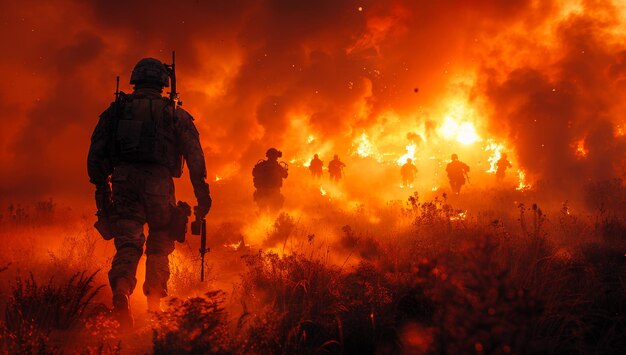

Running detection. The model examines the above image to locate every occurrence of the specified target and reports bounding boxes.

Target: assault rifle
[165,51,182,107]
[191,210,209,282]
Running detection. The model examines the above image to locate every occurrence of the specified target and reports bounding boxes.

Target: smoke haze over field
[0,0,624,205]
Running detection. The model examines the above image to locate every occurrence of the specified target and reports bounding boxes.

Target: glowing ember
[320,186,327,196]
[397,144,417,165]
[223,241,246,250]
[431,186,439,191]
[516,169,532,191]
[215,175,222,182]
[449,211,467,221]
[307,134,316,144]
[574,139,589,158]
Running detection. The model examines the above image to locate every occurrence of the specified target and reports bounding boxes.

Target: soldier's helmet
[130,58,170,87]
[314,154,319,159]
[333,154,339,160]
[266,148,282,159]
[501,153,508,159]
[406,158,412,164]
[451,154,458,161]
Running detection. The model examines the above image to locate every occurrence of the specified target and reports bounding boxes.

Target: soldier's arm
[87,106,113,186]
[175,109,211,209]
[88,106,116,212]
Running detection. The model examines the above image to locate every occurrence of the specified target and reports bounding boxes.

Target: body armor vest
[253,160,284,189]
[112,94,184,177]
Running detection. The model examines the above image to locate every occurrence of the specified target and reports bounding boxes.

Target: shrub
[2,271,104,353]
[152,290,232,354]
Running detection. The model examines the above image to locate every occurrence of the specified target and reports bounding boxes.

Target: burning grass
[0,188,624,353]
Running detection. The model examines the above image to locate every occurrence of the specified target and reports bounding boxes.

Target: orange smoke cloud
[0,0,624,205]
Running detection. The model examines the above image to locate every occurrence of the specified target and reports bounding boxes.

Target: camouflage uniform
[88,59,210,316]
[495,155,512,182]
[401,159,418,187]
[308,155,323,179]
[252,149,288,213]
[446,155,470,195]
[328,156,346,182]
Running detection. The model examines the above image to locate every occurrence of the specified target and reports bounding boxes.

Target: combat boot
[112,293,134,330]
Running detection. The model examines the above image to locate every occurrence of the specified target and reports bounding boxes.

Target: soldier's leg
[108,218,144,329]
[144,229,174,311]
[450,180,460,195]
[269,191,285,214]
[109,165,146,328]
[143,173,175,311]
[108,219,145,297]
[254,189,270,213]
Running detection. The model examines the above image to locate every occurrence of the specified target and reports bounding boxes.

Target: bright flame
[516,169,532,191]
[320,186,327,196]
[439,116,480,145]
[484,141,505,173]
[307,134,316,144]
[215,175,222,182]
[397,144,417,165]
[431,186,439,191]
[353,133,382,160]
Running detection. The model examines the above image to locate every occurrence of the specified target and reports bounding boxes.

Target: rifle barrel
[115,76,119,98]
[200,218,207,282]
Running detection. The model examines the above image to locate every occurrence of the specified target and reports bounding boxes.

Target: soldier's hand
[95,184,112,213]
[195,195,212,219]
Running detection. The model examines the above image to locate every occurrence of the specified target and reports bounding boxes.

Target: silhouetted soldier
[252,148,288,213]
[401,158,418,187]
[496,153,512,182]
[309,154,323,179]
[88,58,211,328]
[446,154,470,195]
[328,154,346,182]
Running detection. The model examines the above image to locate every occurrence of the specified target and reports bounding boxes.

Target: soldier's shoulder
[174,106,195,121]
[99,102,116,118]
[100,92,133,115]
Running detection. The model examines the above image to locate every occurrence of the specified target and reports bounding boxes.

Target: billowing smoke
[0,0,624,206]
[481,0,626,191]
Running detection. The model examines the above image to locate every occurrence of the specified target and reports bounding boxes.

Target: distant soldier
[400,158,418,187]
[309,154,323,179]
[495,153,512,182]
[328,154,346,182]
[446,154,470,195]
[87,57,211,328]
[252,148,288,213]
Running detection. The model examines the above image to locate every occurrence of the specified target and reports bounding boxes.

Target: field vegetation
[0,180,624,354]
